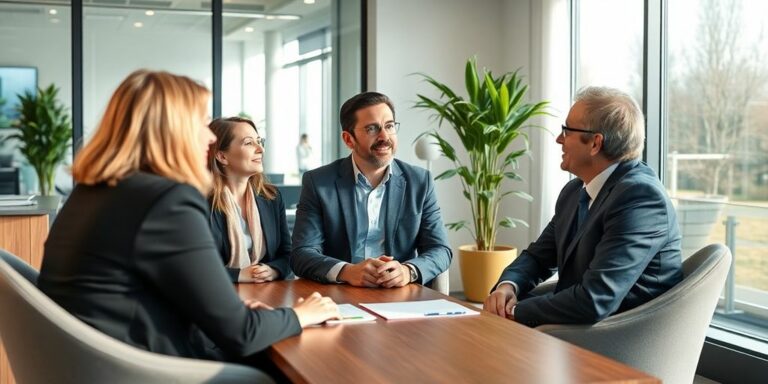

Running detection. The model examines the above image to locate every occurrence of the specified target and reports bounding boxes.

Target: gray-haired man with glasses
[485,86,682,327]
[291,92,452,288]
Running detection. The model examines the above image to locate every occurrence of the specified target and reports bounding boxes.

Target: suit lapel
[385,161,405,254]
[336,157,357,257]
[561,160,639,266]
[557,188,580,267]
[255,195,273,256]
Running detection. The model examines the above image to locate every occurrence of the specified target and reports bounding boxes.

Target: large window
[222,0,333,185]
[576,0,768,346]
[574,0,644,103]
[666,0,768,339]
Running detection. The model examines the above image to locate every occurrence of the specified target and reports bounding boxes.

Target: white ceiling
[0,0,330,38]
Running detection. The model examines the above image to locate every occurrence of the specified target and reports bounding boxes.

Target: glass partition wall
[223,0,332,183]
[0,0,361,196]
[0,0,72,195]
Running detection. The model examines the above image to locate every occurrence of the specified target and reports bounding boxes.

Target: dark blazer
[290,156,452,284]
[497,160,683,327]
[209,189,293,282]
[38,172,301,361]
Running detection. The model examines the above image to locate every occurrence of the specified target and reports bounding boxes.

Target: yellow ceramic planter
[459,245,517,302]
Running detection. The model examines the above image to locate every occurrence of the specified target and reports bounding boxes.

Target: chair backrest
[428,270,450,295]
[265,173,284,185]
[538,243,731,384]
[0,251,274,384]
[0,249,38,284]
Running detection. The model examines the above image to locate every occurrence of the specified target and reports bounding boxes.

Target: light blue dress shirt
[326,157,392,281]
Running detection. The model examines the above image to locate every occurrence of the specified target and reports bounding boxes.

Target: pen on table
[424,311,466,316]
[341,316,365,320]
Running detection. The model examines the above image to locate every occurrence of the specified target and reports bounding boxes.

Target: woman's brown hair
[71,69,212,193]
[208,117,276,213]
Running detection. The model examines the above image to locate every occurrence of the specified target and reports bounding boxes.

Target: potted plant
[12,84,72,209]
[414,57,549,301]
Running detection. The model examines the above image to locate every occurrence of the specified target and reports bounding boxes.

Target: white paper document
[326,304,378,324]
[359,299,478,320]
[0,195,36,207]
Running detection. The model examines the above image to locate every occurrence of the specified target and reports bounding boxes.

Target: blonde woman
[208,117,291,283]
[37,70,339,362]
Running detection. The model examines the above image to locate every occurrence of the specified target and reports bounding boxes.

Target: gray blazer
[290,156,452,284]
[497,160,683,327]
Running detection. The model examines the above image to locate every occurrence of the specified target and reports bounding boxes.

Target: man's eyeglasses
[561,125,597,137]
[362,122,400,137]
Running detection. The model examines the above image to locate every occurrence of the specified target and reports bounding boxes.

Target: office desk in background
[237,280,659,384]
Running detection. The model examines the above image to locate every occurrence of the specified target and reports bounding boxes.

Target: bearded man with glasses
[484,86,683,327]
[291,92,452,288]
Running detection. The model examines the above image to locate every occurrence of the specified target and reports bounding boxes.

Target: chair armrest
[428,270,449,295]
[528,280,557,297]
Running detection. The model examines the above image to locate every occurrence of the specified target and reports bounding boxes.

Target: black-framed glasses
[561,125,597,137]
[362,122,400,137]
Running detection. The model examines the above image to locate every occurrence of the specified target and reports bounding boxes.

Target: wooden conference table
[237,280,659,383]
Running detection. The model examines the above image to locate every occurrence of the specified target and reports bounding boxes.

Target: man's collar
[351,155,392,186]
[583,162,619,200]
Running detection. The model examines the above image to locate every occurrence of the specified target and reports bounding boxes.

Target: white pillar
[264,30,282,174]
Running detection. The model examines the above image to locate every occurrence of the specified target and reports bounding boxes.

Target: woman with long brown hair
[208,117,291,283]
[37,69,338,362]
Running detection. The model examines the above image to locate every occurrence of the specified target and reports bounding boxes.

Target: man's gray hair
[575,86,645,161]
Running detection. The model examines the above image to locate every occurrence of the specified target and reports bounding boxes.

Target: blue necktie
[577,188,590,230]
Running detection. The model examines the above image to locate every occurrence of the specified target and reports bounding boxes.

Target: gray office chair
[534,244,731,384]
[429,270,450,295]
[0,250,274,384]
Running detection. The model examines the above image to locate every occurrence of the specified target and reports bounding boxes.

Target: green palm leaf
[413,58,550,251]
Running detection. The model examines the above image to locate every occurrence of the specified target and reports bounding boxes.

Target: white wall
[369,0,544,291]
[83,29,213,139]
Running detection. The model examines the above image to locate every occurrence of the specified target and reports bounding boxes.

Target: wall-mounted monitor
[0,67,38,129]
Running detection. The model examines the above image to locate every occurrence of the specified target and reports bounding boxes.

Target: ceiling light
[49,9,58,15]
[133,21,144,28]
[145,10,155,16]
[244,27,254,33]
[265,15,275,20]
[276,15,300,20]
[304,0,315,4]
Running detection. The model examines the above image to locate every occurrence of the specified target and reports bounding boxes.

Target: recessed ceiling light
[244,26,254,33]
[133,21,143,28]
[145,10,155,16]
[304,0,316,4]
[49,9,57,15]
[276,15,300,20]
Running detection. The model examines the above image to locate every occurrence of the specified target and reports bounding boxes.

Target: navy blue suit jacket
[497,160,683,326]
[209,189,293,282]
[290,156,452,284]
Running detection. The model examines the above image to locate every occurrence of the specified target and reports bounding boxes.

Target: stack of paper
[326,304,378,324]
[359,299,478,320]
[0,195,37,207]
